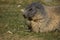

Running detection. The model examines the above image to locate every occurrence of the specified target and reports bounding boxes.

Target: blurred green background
[0,0,60,40]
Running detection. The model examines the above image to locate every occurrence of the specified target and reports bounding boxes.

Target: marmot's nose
[23,15,27,18]
[23,14,32,21]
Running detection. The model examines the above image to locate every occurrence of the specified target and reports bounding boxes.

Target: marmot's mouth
[28,17,33,21]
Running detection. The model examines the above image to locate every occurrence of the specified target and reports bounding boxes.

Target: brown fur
[27,6,60,33]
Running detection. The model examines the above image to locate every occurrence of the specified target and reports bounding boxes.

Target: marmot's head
[23,2,47,21]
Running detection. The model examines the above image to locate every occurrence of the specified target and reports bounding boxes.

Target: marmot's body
[23,2,60,33]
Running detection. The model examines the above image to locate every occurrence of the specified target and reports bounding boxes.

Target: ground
[0,0,60,40]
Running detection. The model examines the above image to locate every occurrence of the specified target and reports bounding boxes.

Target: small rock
[7,31,13,34]
[17,5,21,7]
[21,9,25,12]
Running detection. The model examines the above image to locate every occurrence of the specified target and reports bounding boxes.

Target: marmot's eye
[29,8,32,11]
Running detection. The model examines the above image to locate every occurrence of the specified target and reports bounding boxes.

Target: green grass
[40,0,60,6]
[0,0,60,40]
